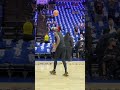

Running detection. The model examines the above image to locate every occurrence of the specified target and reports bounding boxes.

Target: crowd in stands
[0,0,36,81]
[85,0,120,80]
[43,27,84,60]
[36,1,86,60]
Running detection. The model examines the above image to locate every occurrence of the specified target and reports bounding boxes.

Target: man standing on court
[50,27,68,76]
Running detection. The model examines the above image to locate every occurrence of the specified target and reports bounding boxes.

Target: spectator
[37,4,44,13]
[74,38,81,58]
[64,32,73,61]
[91,26,96,39]
[115,16,120,28]
[96,31,116,61]
[108,0,117,21]
[86,0,120,80]
[85,25,92,54]
[96,27,119,61]
[31,1,36,12]
[95,28,117,76]
[94,0,104,22]
[74,26,79,35]
[42,14,46,22]
[85,26,93,78]
[102,38,120,79]
[104,18,117,34]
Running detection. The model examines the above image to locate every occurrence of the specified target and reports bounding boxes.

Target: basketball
[53,10,59,16]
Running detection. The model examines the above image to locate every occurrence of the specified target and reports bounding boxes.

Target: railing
[0,63,34,79]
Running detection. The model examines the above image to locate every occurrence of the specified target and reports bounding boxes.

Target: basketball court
[35,61,85,90]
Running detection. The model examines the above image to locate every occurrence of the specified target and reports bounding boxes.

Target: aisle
[35,61,85,90]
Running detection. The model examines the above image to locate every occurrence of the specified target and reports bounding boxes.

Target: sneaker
[50,70,56,75]
[63,72,69,76]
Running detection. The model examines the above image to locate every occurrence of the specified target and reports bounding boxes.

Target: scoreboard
[37,0,49,4]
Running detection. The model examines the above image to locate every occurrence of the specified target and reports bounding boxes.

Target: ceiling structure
[37,0,84,5]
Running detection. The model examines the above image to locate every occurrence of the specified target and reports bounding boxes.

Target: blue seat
[35,1,85,56]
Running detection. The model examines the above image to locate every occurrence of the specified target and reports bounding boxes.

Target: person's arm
[54,32,60,48]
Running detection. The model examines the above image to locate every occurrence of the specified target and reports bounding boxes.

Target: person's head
[65,32,70,36]
[51,27,58,32]
[108,38,117,47]
[54,27,59,32]
[58,26,61,32]
[64,32,70,39]
[108,18,114,26]
[66,32,70,36]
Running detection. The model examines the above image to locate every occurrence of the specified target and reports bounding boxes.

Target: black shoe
[63,72,69,76]
[50,70,56,75]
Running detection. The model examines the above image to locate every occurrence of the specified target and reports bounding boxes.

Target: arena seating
[35,1,85,57]
[86,0,120,80]
[86,0,119,40]
[0,0,34,82]
[0,39,35,82]
[0,39,35,64]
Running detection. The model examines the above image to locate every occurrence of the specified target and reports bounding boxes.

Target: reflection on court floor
[35,61,85,90]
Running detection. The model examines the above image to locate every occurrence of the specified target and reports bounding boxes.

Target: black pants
[65,47,72,61]
[53,47,67,73]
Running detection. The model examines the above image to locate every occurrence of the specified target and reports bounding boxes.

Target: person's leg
[62,59,67,73]
[61,47,68,76]
[102,62,106,76]
[94,13,98,22]
[64,47,67,60]
[76,49,79,58]
[98,14,103,21]
[68,47,72,61]
[106,62,114,79]
[61,50,67,73]
[95,13,102,22]
[50,58,57,75]
[50,48,60,74]
[53,59,57,71]
[65,47,69,61]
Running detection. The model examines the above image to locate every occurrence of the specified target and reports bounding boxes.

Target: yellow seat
[44,34,49,42]
[23,21,33,35]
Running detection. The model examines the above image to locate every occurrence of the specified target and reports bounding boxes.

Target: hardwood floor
[35,61,85,90]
